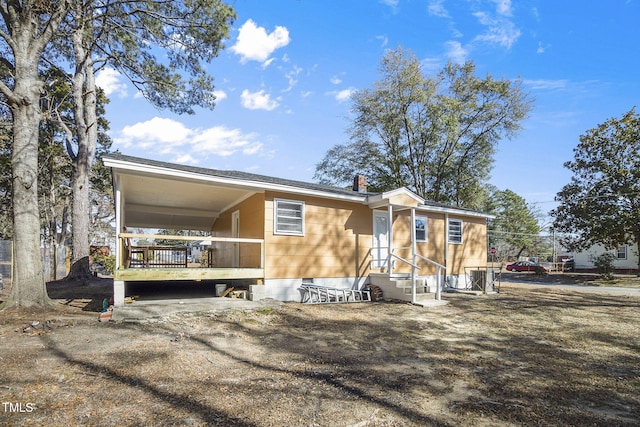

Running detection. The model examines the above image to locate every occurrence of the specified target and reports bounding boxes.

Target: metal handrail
[390,253,421,270]
[384,248,447,303]
[415,253,446,270]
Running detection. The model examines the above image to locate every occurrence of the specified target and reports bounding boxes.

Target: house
[103,154,493,306]
[566,243,639,274]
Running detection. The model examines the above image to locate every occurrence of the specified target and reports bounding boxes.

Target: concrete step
[402,285,432,295]
[393,278,432,295]
[369,274,440,303]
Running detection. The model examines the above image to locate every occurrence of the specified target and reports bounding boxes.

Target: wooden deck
[114,267,264,282]
[116,233,265,283]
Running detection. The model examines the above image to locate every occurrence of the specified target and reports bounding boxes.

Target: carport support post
[114,280,125,307]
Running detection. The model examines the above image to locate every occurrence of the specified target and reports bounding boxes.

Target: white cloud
[421,57,443,73]
[379,0,399,11]
[114,117,263,160]
[330,76,342,85]
[493,0,513,17]
[261,58,276,69]
[471,0,521,49]
[284,66,302,92]
[523,79,568,91]
[213,90,227,102]
[472,11,521,48]
[376,34,389,47]
[231,19,290,64]
[119,117,191,147]
[242,143,263,155]
[95,68,127,97]
[174,154,199,164]
[329,88,355,103]
[536,42,545,54]
[428,0,449,17]
[444,41,469,63]
[240,89,280,111]
[531,6,540,19]
[191,126,263,157]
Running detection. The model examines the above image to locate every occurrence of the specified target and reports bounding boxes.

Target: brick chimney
[353,175,367,193]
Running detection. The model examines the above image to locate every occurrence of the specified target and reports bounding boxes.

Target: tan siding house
[104,154,493,306]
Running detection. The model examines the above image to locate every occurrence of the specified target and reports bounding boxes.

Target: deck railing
[128,246,187,268]
[118,232,264,270]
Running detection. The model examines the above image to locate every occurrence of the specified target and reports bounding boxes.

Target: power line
[488,230,558,238]
[532,190,640,205]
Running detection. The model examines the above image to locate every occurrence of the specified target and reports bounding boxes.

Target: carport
[104,154,267,306]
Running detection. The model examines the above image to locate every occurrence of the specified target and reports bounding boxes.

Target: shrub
[592,252,616,280]
[534,265,547,275]
[92,253,116,275]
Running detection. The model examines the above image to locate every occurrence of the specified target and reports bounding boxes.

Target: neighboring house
[104,154,493,306]
[568,244,639,273]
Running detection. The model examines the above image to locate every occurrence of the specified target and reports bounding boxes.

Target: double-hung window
[617,245,627,260]
[448,219,463,244]
[274,199,304,235]
[415,216,428,242]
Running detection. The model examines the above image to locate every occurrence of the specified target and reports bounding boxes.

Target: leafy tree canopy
[551,107,640,269]
[315,46,533,209]
[50,0,237,115]
[488,189,541,259]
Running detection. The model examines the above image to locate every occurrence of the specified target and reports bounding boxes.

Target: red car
[506,261,548,272]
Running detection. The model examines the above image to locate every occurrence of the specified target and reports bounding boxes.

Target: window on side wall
[415,215,427,242]
[617,245,627,260]
[274,199,304,236]
[448,219,463,244]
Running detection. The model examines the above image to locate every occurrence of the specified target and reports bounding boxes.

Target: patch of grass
[587,275,640,288]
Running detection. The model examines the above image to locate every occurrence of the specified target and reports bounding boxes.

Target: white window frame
[415,215,428,242]
[274,198,305,236]
[448,219,463,244]
[617,245,627,260]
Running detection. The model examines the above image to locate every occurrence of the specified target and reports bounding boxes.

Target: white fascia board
[416,204,496,219]
[264,185,368,203]
[383,187,424,203]
[104,158,367,204]
[367,187,425,208]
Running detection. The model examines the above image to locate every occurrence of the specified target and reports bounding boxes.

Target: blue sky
[97,0,640,215]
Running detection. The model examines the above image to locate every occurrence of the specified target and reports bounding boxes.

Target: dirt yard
[0,275,639,426]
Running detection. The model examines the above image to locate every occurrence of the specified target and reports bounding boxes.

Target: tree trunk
[0,0,72,307]
[5,78,52,307]
[68,22,98,277]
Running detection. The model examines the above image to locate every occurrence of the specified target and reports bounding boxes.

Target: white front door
[373,210,389,269]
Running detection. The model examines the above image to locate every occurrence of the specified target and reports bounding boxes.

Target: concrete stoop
[411,297,449,307]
